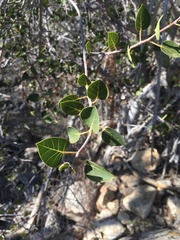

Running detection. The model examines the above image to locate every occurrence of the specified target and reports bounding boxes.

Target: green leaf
[27,93,40,102]
[36,137,70,168]
[67,127,80,143]
[60,100,84,115]
[102,127,125,146]
[160,41,180,58]
[86,41,91,54]
[87,80,109,100]
[58,162,71,171]
[135,4,151,31]
[154,15,163,41]
[58,162,76,173]
[108,32,120,51]
[78,73,91,86]
[85,160,115,183]
[60,94,79,102]
[80,106,100,133]
[59,95,84,115]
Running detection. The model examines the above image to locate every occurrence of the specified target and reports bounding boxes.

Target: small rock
[123,185,156,219]
[164,216,173,226]
[64,180,96,215]
[45,209,60,229]
[119,238,133,240]
[120,173,140,188]
[84,217,125,240]
[24,146,38,159]
[117,211,131,225]
[119,183,134,196]
[167,196,180,219]
[96,208,113,220]
[155,215,166,227]
[174,217,180,230]
[140,229,180,240]
[130,148,160,172]
[107,199,119,214]
[96,182,117,211]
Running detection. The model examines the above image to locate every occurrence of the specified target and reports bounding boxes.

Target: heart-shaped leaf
[135,4,151,31]
[59,94,84,115]
[160,41,180,58]
[60,94,79,102]
[36,137,70,168]
[85,160,115,183]
[108,32,120,51]
[59,99,84,115]
[80,106,100,133]
[154,15,163,41]
[78,73,91,86]
[67,126,80,143]
[102,127,125,146]
[87,80,109,100]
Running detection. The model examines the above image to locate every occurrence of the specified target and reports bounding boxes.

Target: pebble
[123,185,156,219]
[117,211,131,225]
[130,148,160,172]
[84,217,125,240]
[140,229,180,240]
[167,195,180,218]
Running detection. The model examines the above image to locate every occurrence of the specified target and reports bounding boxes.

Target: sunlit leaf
[78,73,91,86]
[154,15,163,41]
[87,80,109,100]
[80,106,100,133]
[58,162,71,171]
[102,127,125,146]
[36,137,70,168]
[135,4,151,31]
[67,126,80,143]
[86,41,91,54]
[160,41,180,58]
[85,160,115,183]
[58,162,75,173]
[108,32,120,51]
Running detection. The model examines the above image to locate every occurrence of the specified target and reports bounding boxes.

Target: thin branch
[91,49,125,55]
[67,0,93,161]
[75,129,92,158]
[39,0,43,55]
[130,16,180,50]
[68,0,88,76]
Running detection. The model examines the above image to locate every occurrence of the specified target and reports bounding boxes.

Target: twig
[125,161,180,193]
[5,186,44,239]
[68,0,93,160]
[91,49,125,55]
[68,0,88,76]
[130,16,180,50]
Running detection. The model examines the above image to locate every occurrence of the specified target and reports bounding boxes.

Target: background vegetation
[0,0,179,239]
